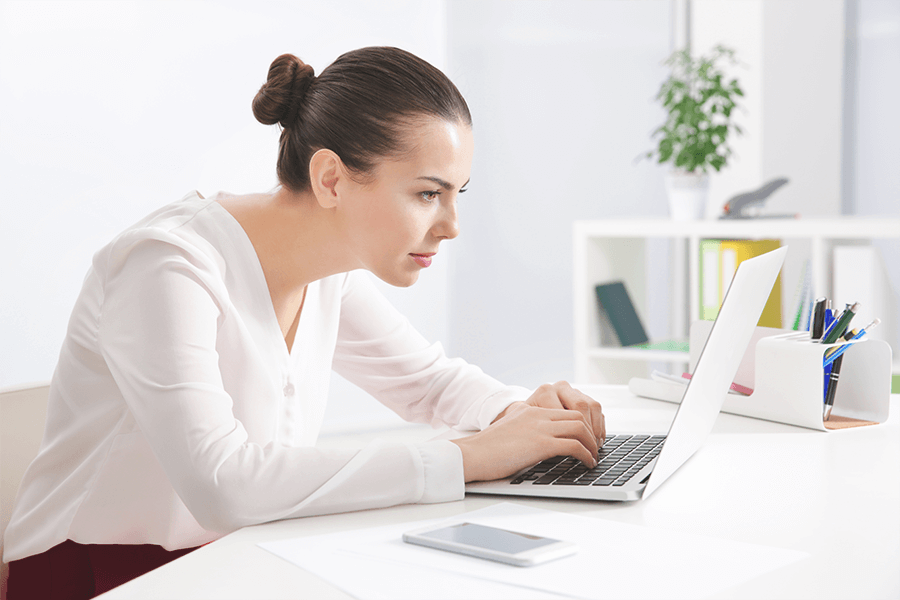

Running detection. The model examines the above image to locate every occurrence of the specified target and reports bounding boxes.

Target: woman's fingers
[551,438,597,470]
[453,394,605,482]
[518,407,598,466]
[546,418,599,465]
[546,381,606,445]
[525,383,565,409]
[539,408,592,421]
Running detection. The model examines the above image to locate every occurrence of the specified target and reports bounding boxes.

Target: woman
[4,47,604,599]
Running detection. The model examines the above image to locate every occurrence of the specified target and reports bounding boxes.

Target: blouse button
[283,383,295,397]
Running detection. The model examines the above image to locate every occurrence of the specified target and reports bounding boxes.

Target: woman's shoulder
[93,191,230,281]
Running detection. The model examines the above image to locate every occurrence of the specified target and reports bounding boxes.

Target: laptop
[466,246,788,502]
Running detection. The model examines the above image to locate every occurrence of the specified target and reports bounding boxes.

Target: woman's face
[338,117,473,287]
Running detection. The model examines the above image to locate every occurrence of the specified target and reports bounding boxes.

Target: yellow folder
[719,239,783,328]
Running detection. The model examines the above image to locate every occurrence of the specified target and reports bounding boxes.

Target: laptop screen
[642,246,787,498]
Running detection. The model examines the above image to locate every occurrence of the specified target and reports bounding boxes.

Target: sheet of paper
[260,502,808,600]
[260,529,568,600]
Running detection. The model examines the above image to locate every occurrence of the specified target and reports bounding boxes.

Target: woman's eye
[420,190,441,202]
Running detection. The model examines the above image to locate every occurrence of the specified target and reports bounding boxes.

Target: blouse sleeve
[332,271,532,431]
[97,236,469,534]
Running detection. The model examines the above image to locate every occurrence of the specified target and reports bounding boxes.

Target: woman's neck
[216,187,359,342]
[221,187,357,292]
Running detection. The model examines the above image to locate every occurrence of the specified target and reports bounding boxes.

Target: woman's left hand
[493,381,606,446]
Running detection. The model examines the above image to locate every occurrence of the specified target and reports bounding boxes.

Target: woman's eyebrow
[416,176,470,191]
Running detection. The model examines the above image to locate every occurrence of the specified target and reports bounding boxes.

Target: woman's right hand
[449,404,599,483]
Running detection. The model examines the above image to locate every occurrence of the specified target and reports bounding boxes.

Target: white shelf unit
[573,217,900,384]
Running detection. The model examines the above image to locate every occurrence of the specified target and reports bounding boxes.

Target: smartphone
[402,522,577,567]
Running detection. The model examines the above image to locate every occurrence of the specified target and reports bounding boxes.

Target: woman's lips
[410,253,435,268]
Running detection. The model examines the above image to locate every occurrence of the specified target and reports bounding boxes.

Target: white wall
[444,0,673,387]
[691,1,765,219]
[692,0,846,218]
[0,0,449,431]
[849,0,900,350]
[760,1,845,218]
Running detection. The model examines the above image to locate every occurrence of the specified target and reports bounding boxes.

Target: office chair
[0,383,50,600]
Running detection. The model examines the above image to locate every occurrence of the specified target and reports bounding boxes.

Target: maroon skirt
[7,539,201,599]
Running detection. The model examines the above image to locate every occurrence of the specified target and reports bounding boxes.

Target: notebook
[466,246,788,501]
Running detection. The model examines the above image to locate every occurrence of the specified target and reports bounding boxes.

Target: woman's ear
[308,149,343,209]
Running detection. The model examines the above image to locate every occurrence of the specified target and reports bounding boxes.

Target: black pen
[823,327,860,420]
[824,355,843,421]
[811,297,828,340]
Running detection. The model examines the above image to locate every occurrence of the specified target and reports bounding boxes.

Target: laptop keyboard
[509,434,665,487]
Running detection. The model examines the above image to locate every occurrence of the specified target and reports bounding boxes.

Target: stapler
[720,177,796,219]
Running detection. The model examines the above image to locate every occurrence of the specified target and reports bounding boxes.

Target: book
[594,281,649,346]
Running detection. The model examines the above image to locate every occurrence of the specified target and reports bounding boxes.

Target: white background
[1,0,897,432]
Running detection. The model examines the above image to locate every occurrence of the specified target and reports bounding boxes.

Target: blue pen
[822,305,835,335]
[823,319,880,368]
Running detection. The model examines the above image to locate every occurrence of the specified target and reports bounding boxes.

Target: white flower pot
[665,171,709,221]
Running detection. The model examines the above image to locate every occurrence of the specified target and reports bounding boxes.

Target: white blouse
[3,191,530,562]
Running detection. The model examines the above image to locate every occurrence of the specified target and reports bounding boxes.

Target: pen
[823,325,852,405]
[811,297,828,340]
[821,302,860,344]
[824,355,843,421]
[822,302,834,334]
[823,319,881,368]
[824,323,863,361]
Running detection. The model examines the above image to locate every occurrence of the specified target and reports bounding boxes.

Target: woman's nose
[435,201,460,240]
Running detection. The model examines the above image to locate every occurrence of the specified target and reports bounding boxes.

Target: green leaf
[658,140,673,162]
[650,44,743,171]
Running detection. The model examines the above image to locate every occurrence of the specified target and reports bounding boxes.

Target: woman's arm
[98,237,462,532]
[331,271,605,482]
[331,270,532,430]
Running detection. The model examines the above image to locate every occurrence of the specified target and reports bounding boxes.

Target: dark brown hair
[252,47,472,192]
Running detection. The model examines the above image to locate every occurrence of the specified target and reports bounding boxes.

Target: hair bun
[252,54,315,128]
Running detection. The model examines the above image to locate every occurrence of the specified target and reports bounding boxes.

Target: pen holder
[689,322,892,431]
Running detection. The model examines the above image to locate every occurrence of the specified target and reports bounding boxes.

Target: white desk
[99,386,900,599]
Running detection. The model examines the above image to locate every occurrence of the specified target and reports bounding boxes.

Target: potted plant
[646,45,744,220]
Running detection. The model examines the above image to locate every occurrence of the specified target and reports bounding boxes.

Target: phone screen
[418,523,559,554]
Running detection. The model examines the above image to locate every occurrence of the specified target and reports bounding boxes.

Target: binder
[699,239,722,320]
[719,239,783,328]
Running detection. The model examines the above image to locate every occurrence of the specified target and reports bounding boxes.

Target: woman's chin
[373,267,420,288]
